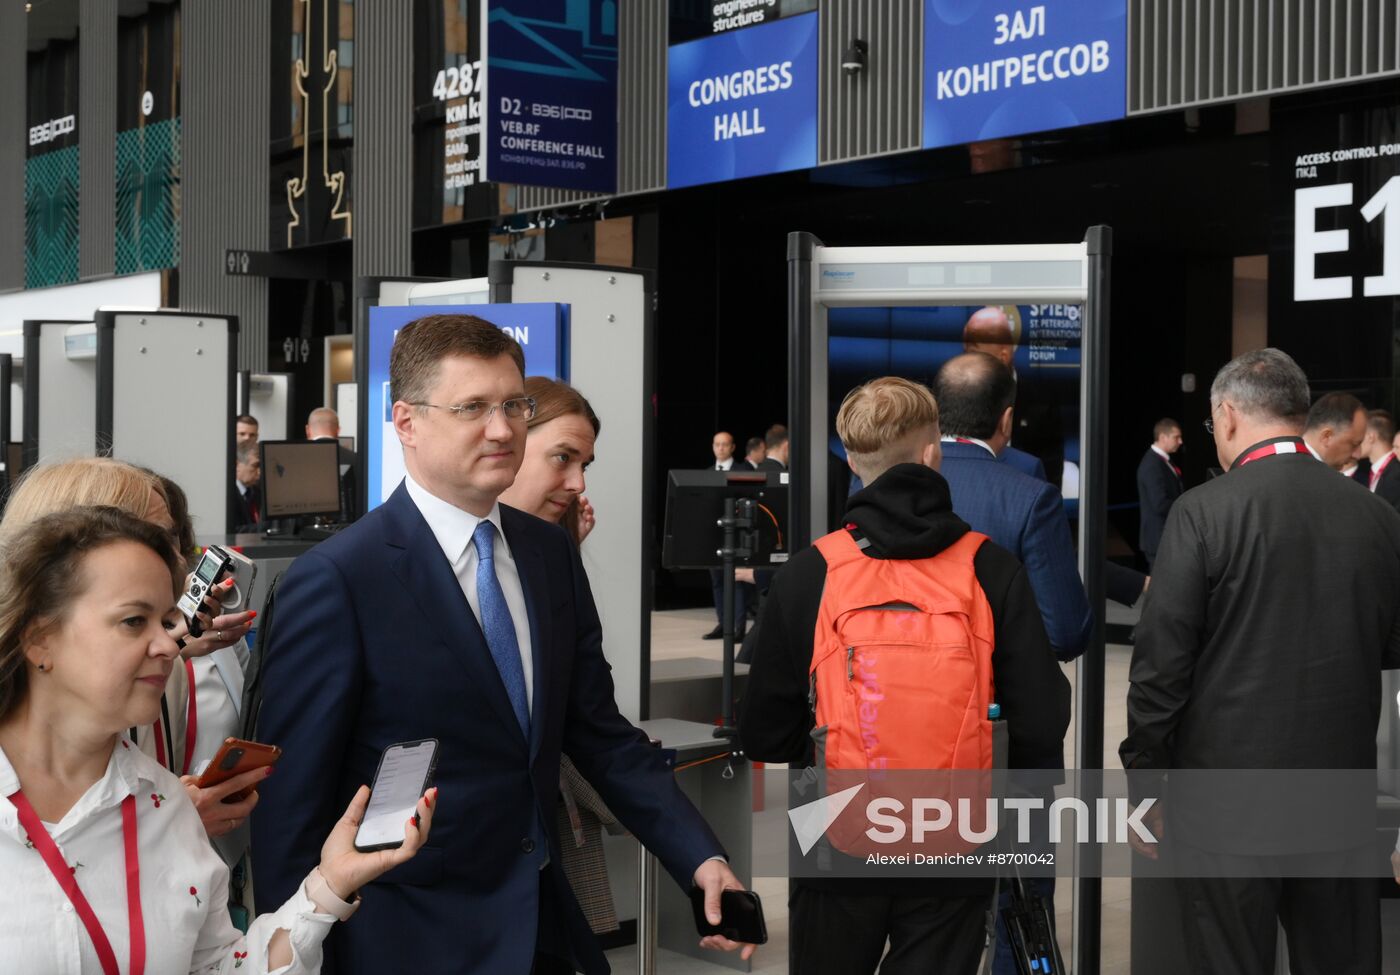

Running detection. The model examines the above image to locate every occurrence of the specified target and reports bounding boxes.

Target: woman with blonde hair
[0,505,435,972]
[2,458,261,837]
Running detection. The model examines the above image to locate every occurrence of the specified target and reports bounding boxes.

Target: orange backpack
[808,528,997,855]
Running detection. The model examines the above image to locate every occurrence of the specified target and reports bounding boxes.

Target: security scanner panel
[338,435,354,451]
[95,311,238,541]
[247,373,295,442]
[260,440,342,520]
[22,319,99,466]
[490,262,652,725]
[789,230,1111,971]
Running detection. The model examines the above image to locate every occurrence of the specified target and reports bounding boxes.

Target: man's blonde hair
[836,377,940,482]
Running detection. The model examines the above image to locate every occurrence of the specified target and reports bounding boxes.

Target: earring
[34,662,46,672]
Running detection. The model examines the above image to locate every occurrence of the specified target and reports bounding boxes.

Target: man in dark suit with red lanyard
[1121,348,1400,974]
[1135,418,1183,570]
[1358,408,1400,510]
[252,315,753,974]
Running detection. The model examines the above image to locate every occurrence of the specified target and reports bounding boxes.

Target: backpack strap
[813,527,867,569]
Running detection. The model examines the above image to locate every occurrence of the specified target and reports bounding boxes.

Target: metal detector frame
[787,228,1112,975]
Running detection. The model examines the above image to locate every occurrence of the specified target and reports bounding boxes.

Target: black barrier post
[787,232,820,552]
[716,497,755,740]
[1074,225,1113,975]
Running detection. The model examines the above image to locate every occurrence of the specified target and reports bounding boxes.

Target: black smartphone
[689,888,768,945]
[353,738,439,853]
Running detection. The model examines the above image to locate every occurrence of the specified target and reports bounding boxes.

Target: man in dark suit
[1135,417,1184,569]
[1121,349,1400,974]
[251,315,751,974]
[1302,390,1366,471]
[307,406,359,522]
[742,436,766,469]
[1358,408,1400,510]
[229,438,262,532]
[758,426,788,471]
[933,353,1092,663]
[932,352,1090,975]
[710,430,739,471]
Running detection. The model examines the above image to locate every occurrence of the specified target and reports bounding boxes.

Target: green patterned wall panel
[25,146,80,289]
[115,117,181,275]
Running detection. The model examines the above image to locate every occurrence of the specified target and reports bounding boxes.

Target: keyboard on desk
[298,524,346,541]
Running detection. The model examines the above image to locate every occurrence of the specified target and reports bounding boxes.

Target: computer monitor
[260,440,342,519]
[662,469,788,570]
[338,435,355,452]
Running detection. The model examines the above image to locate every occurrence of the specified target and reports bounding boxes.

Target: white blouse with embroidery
[0,739,335,974]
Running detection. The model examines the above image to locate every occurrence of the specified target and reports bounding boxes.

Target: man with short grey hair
[1122,347,1400,974]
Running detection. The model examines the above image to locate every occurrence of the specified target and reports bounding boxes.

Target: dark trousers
[790,885,991,975]
[1175,871,1379,975]
[708,569,751,629]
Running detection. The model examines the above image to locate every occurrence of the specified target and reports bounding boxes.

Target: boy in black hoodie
[739,376,1071,975]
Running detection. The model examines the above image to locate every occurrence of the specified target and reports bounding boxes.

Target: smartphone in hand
[194,737,282,802]
[354,739,439,853]
[689,888,768,945]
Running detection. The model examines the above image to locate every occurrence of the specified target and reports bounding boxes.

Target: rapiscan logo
[821,269,856,279]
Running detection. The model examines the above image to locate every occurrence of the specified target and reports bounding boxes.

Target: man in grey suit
[1121,348,1400,975]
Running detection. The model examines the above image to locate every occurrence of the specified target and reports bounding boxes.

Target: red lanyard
[1370,452,1395,491]
[8,790,145,975]
[1236,438,1309,468]
[182,658,198,777]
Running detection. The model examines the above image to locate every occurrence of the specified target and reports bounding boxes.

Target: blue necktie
[473,521,530,736]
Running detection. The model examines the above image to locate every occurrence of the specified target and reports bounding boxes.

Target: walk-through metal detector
[787,228,1112,974]
[95,310,240,538]
[22,319,99,467]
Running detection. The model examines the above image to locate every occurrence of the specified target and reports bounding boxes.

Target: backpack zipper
[846,646,854,681]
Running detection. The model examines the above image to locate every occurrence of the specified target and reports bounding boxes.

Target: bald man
[963,306,1016,369]
[306,407,359,523]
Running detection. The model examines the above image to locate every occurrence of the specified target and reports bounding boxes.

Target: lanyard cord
[8,790,145,975]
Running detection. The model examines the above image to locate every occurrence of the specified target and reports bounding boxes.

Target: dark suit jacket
[939,441,1093,662]
[1001,445,1048,482]
[228,483,260,533]
[757,457,786,472]
[1136,447,1183,559]
[1370,456,1400,510]
[1122,438,1400,776]
[250,484,724,974]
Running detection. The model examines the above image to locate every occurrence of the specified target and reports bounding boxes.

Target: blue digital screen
[923,0,1126,150]
[365,303,568,511]
[667,11,819,190]
[485,0,618,192]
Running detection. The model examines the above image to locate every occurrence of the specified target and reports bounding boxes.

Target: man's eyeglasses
[1202,417,1215,435]
[411,397,537,422]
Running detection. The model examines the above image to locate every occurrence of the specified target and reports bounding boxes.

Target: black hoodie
[740,463,1071,771]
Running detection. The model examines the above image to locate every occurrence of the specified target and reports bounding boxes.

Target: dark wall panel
[181,0,269,369]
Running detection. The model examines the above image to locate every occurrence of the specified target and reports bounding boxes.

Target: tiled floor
[608,605,1141,973]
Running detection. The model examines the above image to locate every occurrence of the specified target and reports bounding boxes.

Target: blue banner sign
[667,10,818,190]
[484,0,617,192]
[365,303,568,511]
[923,1,1126,150]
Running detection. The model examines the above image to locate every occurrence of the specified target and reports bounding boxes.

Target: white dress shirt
[715,457,734,471]
[0,739,334,974]
[404,473,535,715]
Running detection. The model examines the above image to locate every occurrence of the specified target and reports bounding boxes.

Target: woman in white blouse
[0,506,437,973]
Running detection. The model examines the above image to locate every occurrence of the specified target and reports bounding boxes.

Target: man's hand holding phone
[692,859,761,961]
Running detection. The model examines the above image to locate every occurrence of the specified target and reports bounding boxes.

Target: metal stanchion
[637,846,658,975]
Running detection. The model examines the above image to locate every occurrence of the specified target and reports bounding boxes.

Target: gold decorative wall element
[286,0,352,248]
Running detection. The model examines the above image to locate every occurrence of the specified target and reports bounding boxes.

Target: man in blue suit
[251,315,751,974]
[934,351,1091,975]
[933,353,1092,662]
